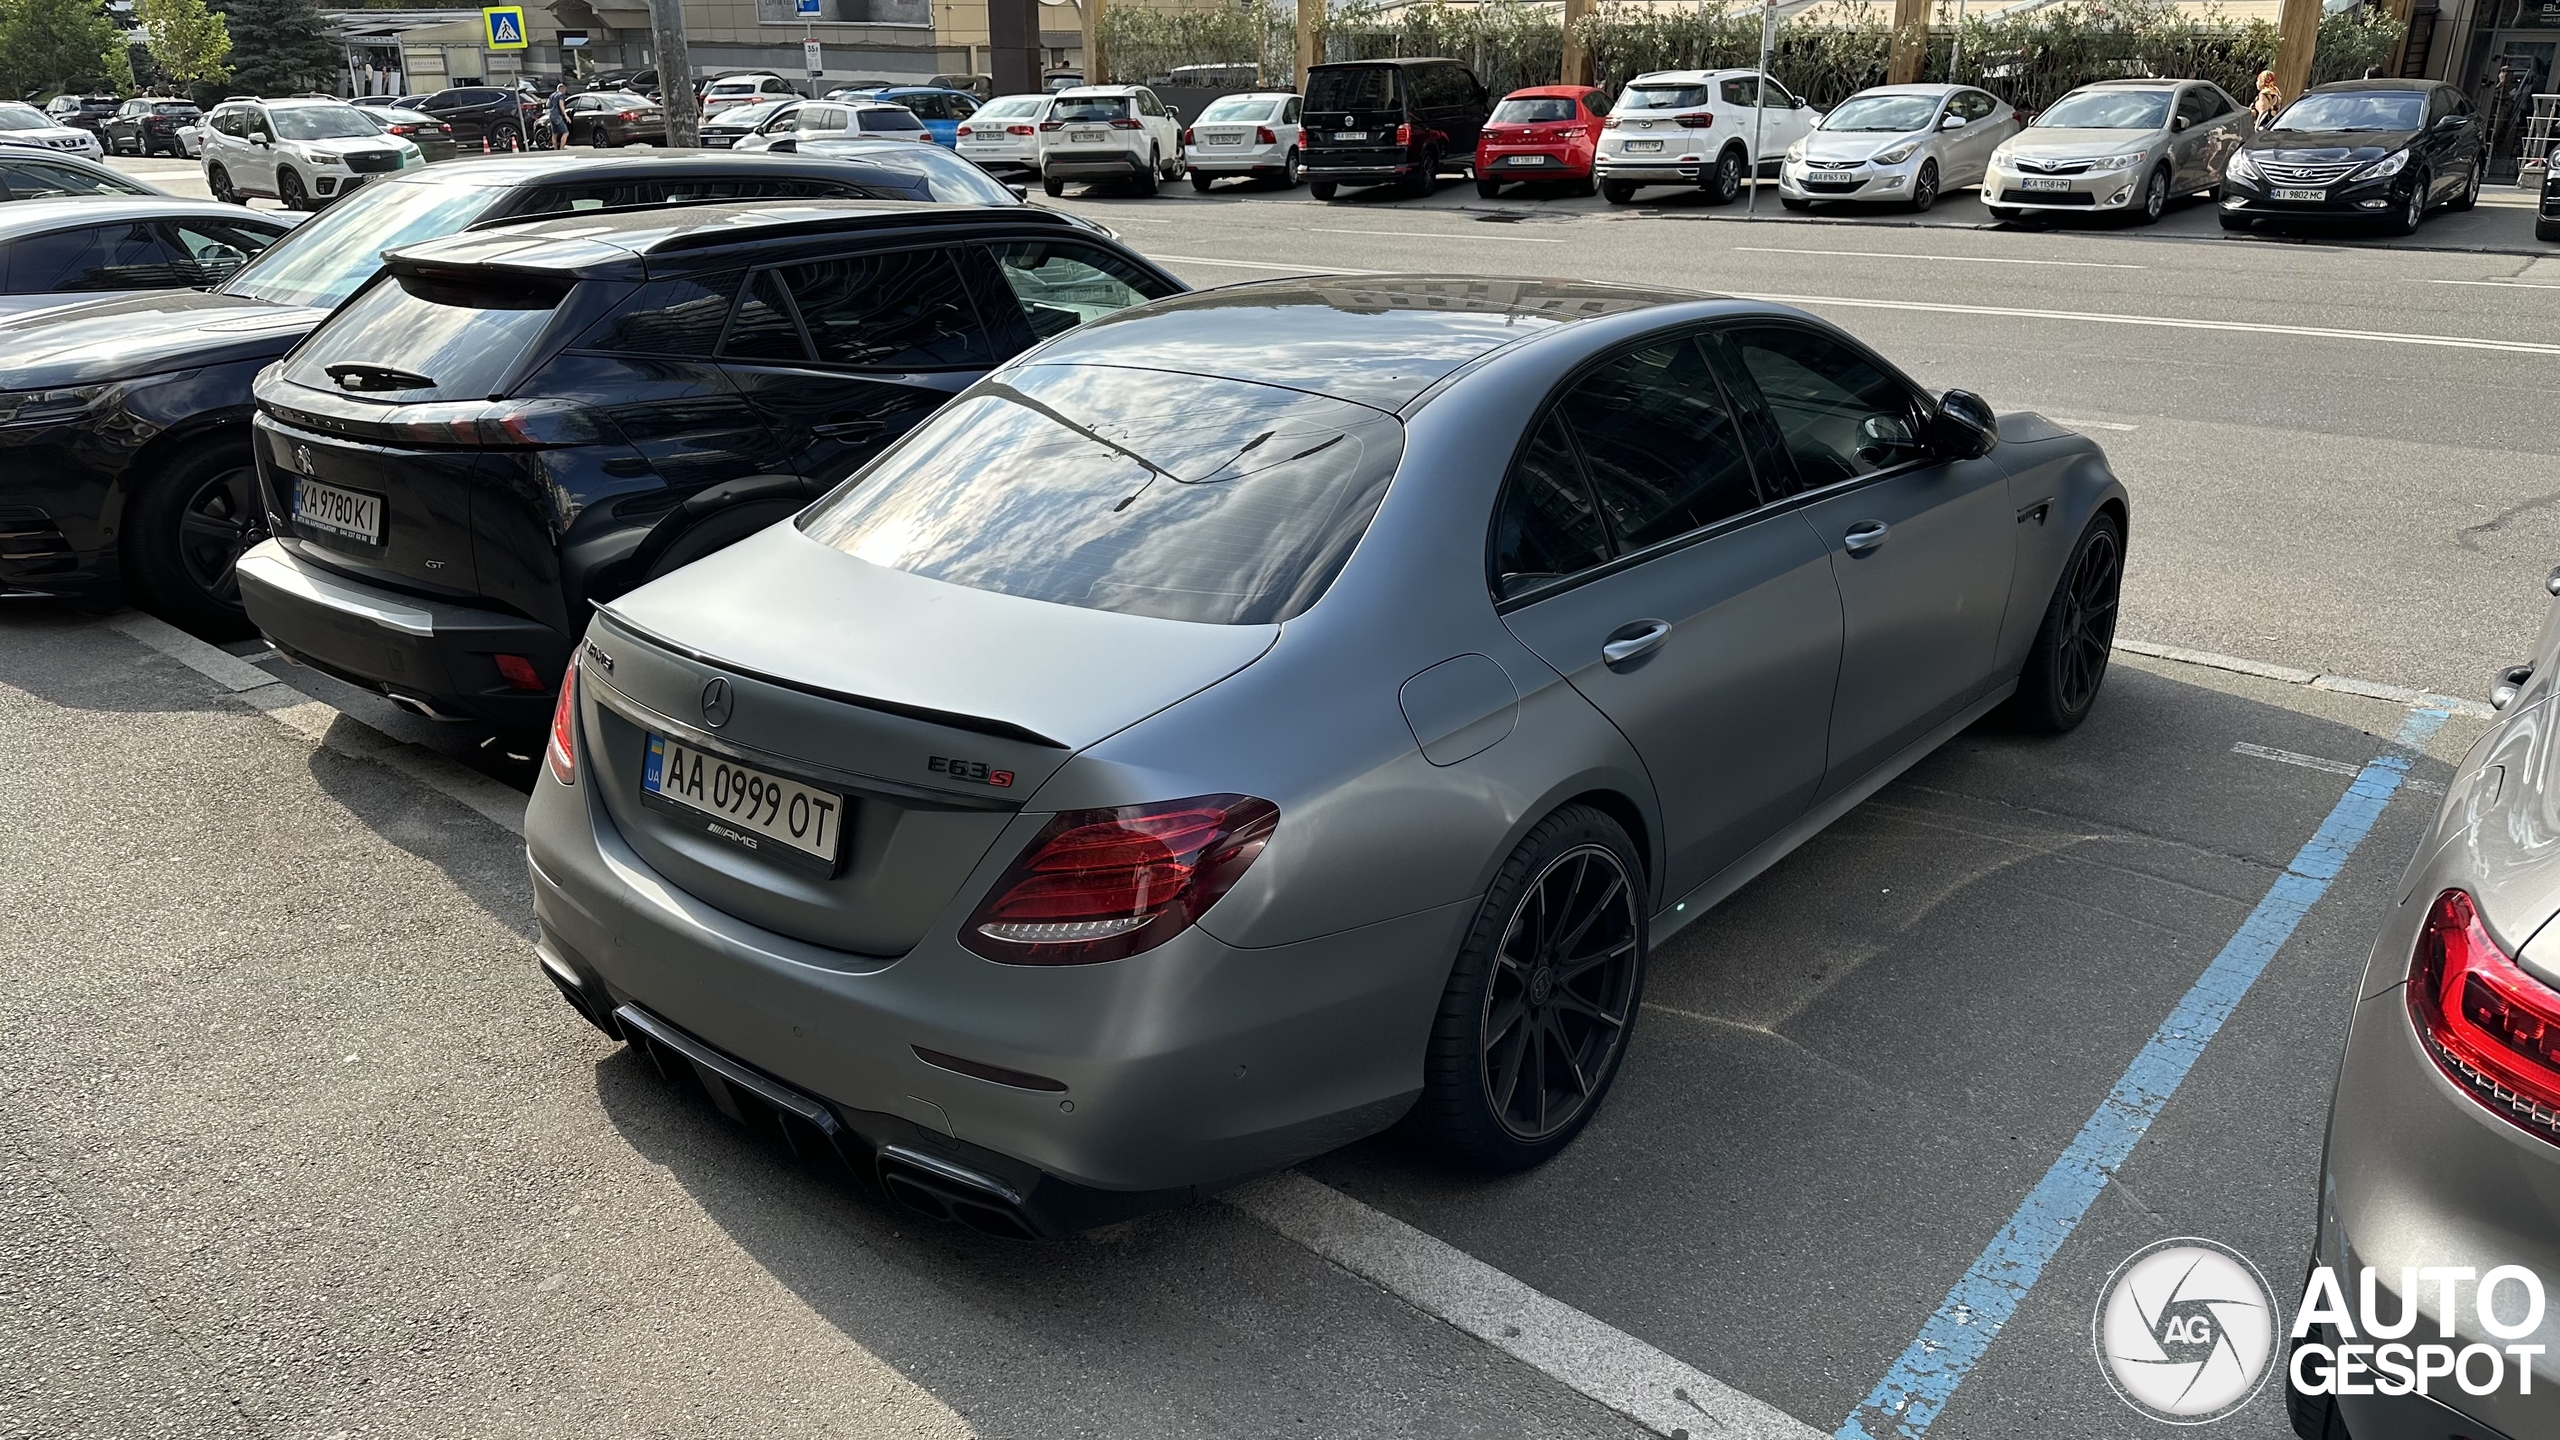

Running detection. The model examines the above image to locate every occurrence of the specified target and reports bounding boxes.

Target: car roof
[388,198,1067,276]
[1848,83,1967,97]
[1626,69,1765,84]
[2308,77,2439,92]
[1028,276,1695,410]
[1312,57,1459,69]
[370,149,870,186]
[876,85,970,95]
[1499,85,1602,98]
[0,196,292,238]
[2080,79,2186,90]
[249,97,359,109]
[1056,85,1146,97]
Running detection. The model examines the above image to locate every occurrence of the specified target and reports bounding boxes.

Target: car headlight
[1785,139,1807,162]
[1988,146,2012,169]
[2226,149,2260,180]
[2087,151,2144,172]
[303,148,342,166]
[0,384,109,427]
[1872,142,1920,166]
[2353,148,2410,181]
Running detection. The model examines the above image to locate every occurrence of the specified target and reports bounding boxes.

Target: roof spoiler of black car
[463,196,1070,245]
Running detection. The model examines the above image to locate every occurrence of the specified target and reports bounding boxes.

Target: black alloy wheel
[277,167,308,211]
[207,164,241,205]
[1412,805,1648,1170]
[2005,511,2123,733]
[127,439,268,638]
[1705,146,1745,204]
[1403,148,1440,197]
[1909,159,1939,212]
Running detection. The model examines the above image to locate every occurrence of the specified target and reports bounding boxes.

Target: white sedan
[955,92,1050,180]
[1778,83,2019,212]
[1183,91,1304,189]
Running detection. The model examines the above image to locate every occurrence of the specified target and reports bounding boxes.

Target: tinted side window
[1727,325,1921,488]
[1491,412,1609,601]
[721,269,807,360]
[778,249,991,369]
[163,218,283,283]
[577,271,739,354]
[1555,338,1760,551]
[0,160,142,197]
[1720,77,1757,107]
[986,239,1177,339]
[2175,87,2214,125]
[3,224,177,293]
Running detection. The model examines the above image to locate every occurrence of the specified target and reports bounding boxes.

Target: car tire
[1573,175,1596,197]
[2287,1325,2350,1439]
[1476,175,1501,198]
[1310,179,1338,200]
[2132,165,2168,224]
[1402,149,1440,197]
[277,167,309,212]
[1041,174,1064,197]
[207,165,243,205]
[1703,146,1745,204]
[1408,803,1649,1172]
[1135,149,1161,195]
[2002,509,2123,734]
[1281,147,1301,187]
[2391,172,2427,235]
[1908,159,1939,212]
[124,436,267,640]
[1600,179,1635,204]
[1190,168,1213,191]
[2538,216,2560,243]
[2449,159,2483,211]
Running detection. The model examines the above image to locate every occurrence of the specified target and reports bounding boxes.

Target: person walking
[546,82,570,150]
[2252,69,2284,130]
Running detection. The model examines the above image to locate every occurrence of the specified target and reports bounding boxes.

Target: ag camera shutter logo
[2093,1237,2277,1423]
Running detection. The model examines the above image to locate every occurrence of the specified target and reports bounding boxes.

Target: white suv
[1594,69,1820,205]
[1038,85,1185,196]
[201,98,421,210]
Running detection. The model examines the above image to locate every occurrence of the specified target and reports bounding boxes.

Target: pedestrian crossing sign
[482,6,529,49]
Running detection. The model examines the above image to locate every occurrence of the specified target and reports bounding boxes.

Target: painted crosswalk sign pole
[483,6,529,49]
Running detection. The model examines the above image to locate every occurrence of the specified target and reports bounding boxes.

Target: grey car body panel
[528,277,2130,1206]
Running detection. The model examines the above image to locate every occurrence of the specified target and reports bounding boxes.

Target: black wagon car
[412,86,540,148]
[1299,57,1491,200]
[103,98,202,157]
[0,152,960,632]
[235,201,1182,729]
[2220,78,2483,235]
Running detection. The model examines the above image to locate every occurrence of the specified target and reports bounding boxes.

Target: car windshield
[2035,90,2170,129]
[0,105,52,131]
[2273,91,2425,132]
[1822,94,1939,132]
[1050,97,1130,123]
[1305,67,1399,111]
[1199,95,1280,123]
[975,95,1046,120]
[272,107,383,140]
[799,364,1406,626]
[220,177,499,308]
[1617,83,1711,112]
[800,140,1019,201]
[1492,96,1579,123]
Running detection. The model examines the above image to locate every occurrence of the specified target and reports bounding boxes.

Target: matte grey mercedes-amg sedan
[524,277,2130,1237]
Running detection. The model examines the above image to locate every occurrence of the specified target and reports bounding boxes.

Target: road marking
[1732,246,2144,269]
[1311,225,1569,243]
[2419,278,2560,289]
[2114,638,2494,718]
[1730,291,2560,356]
[2234,740,2446,794]
[2048,417,2138,431]
[1152,253,1377,275]
[1229,1172,1827,1440]
[1839,703,2451,1440]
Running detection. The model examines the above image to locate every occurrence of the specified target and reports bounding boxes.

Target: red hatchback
[1475,85,1608,197]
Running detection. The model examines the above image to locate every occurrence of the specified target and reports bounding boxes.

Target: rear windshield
[2273,90,2424,132]
[152,102,200,115]
[1199,95,1280,123]
[283,270,566,403]
[1492,96,1578,123]
[858,107,926,131]
[1306,67,1400,112]
[1617,83,1709,112]
[976,95,1046,120]
[799,364,1404,625]
[1050,97,1130,123]
[221,176,499,309]
[2036,89,2170,129]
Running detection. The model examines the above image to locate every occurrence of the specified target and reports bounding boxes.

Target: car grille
[1801,178,1868,193]
[1803,159,1861,171]
[0,507,75,577]
[47,136,86,150]
[2011,157,2091,175]
[1999,188,2096,205]
[343,150,401,173]
[2255,159,2361,185]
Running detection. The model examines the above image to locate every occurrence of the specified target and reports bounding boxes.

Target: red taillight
[1109,117,1142,130]
[1181,126,1194,145]
[1395,122,1411,145]
[1602,115,1620,129]
[1676,111,1714,128]
[1039,119,1064,131]
[2411,888,2560,1141]
[961,795,1279,965]
[494,653,543,691]
[956,124,972,136]
[1255,125,1276,144]
[1005,123,1035,135]
[544,660,579,786]
[617,110,640,121]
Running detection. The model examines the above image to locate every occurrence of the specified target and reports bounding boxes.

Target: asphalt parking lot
[1,151,2546,1439]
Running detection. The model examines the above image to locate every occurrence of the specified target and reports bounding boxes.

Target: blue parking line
[1837,704,2453,1440]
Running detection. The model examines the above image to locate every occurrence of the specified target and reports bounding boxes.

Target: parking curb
[2113,638,2494,718]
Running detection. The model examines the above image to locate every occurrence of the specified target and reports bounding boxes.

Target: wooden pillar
[1560,0,1596,86]
[1083,0,1106,83]
[1297,0,1324,83]
[2381,0,2417,77]
[2274,0,2322,102]
[1888,0,1931,85]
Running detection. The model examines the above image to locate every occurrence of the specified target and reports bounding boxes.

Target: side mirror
[1940,113,1967,130]
[1929,389,1999,459]
[1857,414,1921,464]
[2438,113,2470,131]
[2172,115,2192,132]
[248,129,272,145]
[1007,182,1029,199]
[1790,95,1806,109]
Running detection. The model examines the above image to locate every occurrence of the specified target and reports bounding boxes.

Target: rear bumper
[957,149,1036,177]
[1594,155,1706,184]
[236,538,567,728]
[1185,143,1289,174]
[1480,147,1590,179]
[1043,151,1146,178]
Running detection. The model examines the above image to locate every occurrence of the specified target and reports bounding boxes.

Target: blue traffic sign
[482,6,528,49]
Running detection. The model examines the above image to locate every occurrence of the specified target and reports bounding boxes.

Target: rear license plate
[2021,176,2072,192]
[292,478,382,545]
[1510,154,1553,165]
[1072,128,1105,143]
[1203,130,1242,145]
[642,732,843,870]
[1333,130,1368,141]
[2271,187,2325,201]
[1622,139,1663,153]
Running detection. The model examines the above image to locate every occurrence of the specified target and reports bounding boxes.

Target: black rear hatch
[1302,64,1410,170]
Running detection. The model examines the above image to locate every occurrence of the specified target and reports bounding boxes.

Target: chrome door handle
[1601,619,1672,668]
[1843,521,1890,554]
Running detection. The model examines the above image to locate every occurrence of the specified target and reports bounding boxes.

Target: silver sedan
[1779,83,2018,211]
[525,277,2130,1237]
[1985,78,2253,224]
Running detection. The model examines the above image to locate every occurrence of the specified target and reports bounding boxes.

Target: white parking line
[1732,246,2144,269]
[2049,417,2138,431]
[2233,741,2445,794]
[2419,278,2560,289]
[1729,291,2560,356]
[1152,254,1376,275]
[1227,1172,1827,1440]
[1311,225,1569,243]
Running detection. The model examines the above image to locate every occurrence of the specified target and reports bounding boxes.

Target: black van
[1299,58,1491,200]
[236,201,1182,730]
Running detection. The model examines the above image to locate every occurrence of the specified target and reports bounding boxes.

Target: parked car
[699,98,796,149]
[561,90,665,147]
[368,107,460,165]
[860,86,981,145]
[1300,57,1491,200]
[43,95,120,135]
[0,197,292,317]
[1038,85,1187,196]
[103,99,203,158]
[2290,575,2560,1440]
[201,98,423,211]
[0,152,945,630]
[1593,69,1816,206]
[780,136,1037,204]
[349,95,414,110]
[2221,78,2482,236]
[0,102,105,160]
[1185,90,1306,189]
[954,92,1051,180]
[1778,83,2017,213]
[703,74,802,117]
[411,85,542,148]
[1042,70,1084,93]
[0,149,167,200]
[1984,79,2250,225]
[1473,85,1606,198]
[738,100,937,152]
[518,277,2127,1238]
[236,200,1181,730]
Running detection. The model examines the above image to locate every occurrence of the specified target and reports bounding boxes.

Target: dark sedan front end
[2220,144,2423,226]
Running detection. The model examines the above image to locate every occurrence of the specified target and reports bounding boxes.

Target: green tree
[212,0,338,96]
[0,0,126,96]
[137,0,230,87]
